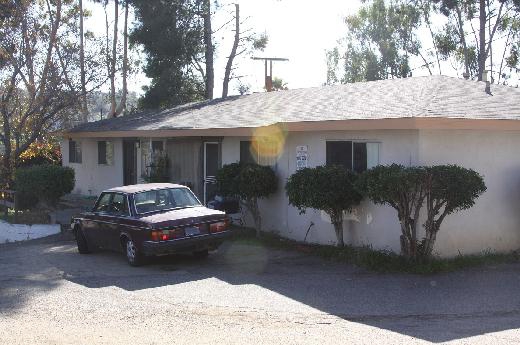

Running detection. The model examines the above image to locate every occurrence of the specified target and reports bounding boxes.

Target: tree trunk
[330,211,344,247]
[110,0,119,117]
[222,4,239,98]
[203,0,214,99]
[114,0,128,116]
[455,4,470,78]
[79,0,88,122]
[478,0,486,81]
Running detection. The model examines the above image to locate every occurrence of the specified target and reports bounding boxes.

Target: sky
[83,0,367,96]
[83,0,514,98]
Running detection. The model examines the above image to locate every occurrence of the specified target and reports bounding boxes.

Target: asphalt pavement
[1,234,520,344]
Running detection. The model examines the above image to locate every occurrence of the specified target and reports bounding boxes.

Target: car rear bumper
[141,231,231,256]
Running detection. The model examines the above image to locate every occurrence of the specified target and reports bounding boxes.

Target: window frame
[325,139,380,172]
[97,140,114,166]
[239,140,278,167]
[68,140,82,164]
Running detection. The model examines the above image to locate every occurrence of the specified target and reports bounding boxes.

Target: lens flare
[250,125,286,164]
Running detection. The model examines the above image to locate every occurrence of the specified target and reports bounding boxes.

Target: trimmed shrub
[356,164,486,260]
[355,164,426,258]
[285,165,362,247]
[216,163,277,237]
[15,165,75,209]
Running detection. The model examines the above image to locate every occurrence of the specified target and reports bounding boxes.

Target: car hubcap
[126,240,136,262]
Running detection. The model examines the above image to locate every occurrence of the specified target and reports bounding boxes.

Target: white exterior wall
[418,130,520,256]
[222,129,520,257]
[222,130,420,253]
[61,138,124,196]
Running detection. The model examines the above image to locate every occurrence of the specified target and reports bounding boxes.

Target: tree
[328,0,424,83]
[216,163,277,238]
[203,0,214,99]
[421,165,486,257]
[221,4,268,98]
[0,0,103,187]
[433,0,520,81]
[130,0,206,108]
[285,166,362,247]
[356,165,427,258]
[357,164,487,260]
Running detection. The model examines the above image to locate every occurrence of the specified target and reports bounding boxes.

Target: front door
[123,140,137,186]
[203,142,219,205]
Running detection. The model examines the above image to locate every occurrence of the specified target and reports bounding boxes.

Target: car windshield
[134,188,201,214]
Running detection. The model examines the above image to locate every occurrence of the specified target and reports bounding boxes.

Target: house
[62,76,520,257]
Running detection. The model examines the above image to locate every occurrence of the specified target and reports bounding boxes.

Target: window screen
[326,141,379,172]
[152,141,164,153]
[97,141,113,165]
[69,140,82,163]
[240,141,255,164]
[326,141,352,169]
[98,141,107,164]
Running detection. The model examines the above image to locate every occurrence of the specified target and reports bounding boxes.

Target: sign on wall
[296,145,308,170]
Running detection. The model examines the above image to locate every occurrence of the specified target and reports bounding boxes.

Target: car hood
[138,206,225,228]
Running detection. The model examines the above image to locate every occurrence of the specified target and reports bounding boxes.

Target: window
[134,188,201,214]
[98,141,114,165]
[69,140,82,163]
[94,193,112,212]
[152,141,164,153]
[240,140,277,166]
[110,193,129,216]
[240,141,255,164]
[326,141,379,173]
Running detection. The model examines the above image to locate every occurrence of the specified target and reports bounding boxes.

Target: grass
[229,226,520,274]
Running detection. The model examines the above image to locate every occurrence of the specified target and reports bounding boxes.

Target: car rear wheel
[75,228,91,254]
[193,249,209,259]
[125,238,144,266]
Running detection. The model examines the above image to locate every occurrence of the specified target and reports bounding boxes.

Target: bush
[216,163,277,237]
[285,165,362,247]
[356,164,426,258]
[15,165,75,209]
[356,164,486,260]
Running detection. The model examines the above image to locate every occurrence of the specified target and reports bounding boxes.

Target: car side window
[110,194,129,216]
[94,193,113,213]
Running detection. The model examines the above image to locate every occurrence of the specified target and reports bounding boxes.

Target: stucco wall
[61,138,124,196]
[222,130,420,253]
[223,129,520,257]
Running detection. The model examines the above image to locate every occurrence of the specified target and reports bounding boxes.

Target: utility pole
[251,57,288,92]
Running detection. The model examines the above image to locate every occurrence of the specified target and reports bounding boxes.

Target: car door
[89,192,114,249]
[105,193,131,251]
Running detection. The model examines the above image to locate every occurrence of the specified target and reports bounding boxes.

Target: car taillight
[150,229,184,241]
[209,218,229,233]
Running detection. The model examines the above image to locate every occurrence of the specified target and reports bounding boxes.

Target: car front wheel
[125,238,144,266]
[75,228,91,254]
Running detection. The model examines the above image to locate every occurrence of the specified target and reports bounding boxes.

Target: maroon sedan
[71,183,230,266]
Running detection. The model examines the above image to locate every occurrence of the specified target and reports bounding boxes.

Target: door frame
[203,141,220,205]
[123,140,138,186]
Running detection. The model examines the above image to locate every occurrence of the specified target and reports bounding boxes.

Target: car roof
[104,183,188,194]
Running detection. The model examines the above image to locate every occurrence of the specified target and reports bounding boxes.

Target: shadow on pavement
[1,234,519,343]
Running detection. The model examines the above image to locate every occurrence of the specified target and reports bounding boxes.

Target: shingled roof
[67,76,520,134]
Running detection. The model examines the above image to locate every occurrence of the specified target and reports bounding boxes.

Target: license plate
[185,226,200,237]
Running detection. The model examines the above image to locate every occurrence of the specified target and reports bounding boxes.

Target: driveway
[0,234,519,344]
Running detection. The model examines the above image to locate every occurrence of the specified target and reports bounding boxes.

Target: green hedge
[15,165,75,209]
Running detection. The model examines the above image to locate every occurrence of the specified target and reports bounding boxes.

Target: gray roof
[68,76,520,134]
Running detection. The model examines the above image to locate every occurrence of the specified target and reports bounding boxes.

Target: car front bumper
[141,231,231,256]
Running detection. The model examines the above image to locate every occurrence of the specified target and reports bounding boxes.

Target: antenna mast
[251,57,289,92]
